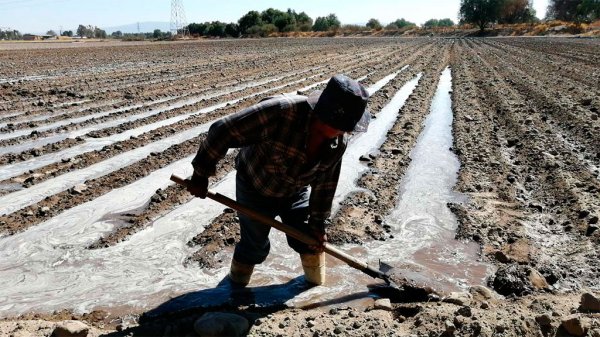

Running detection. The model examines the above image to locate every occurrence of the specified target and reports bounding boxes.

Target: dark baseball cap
[307,74,370,132]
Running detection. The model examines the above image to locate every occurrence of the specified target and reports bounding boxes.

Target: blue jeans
[233,172,314,265]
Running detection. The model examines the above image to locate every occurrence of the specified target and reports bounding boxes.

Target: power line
[170,0,188,37]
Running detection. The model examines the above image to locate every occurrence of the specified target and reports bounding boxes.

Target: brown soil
[1,37,600,337]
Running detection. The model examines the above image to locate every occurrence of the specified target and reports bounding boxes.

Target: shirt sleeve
[308,159,342,224]
[191,97,285,177]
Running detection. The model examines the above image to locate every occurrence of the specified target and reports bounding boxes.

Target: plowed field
[0,37,599,337]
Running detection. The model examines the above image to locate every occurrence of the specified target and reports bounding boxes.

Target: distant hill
[102,22,171,34]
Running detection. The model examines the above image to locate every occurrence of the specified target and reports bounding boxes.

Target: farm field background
[0,37,599,336]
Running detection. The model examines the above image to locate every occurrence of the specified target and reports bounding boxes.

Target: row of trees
[460,0,599,32]
[0,29,22,40]
[76,24,107,39]
[185,8,423,38]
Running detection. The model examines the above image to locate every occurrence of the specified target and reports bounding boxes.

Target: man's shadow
[101,275,311,336]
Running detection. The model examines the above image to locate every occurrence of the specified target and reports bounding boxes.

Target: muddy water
[0,70,398,316]
[368,68,492,293]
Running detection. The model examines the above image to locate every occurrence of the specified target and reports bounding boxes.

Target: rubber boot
[300,253,326,285]
[228,259,254,286]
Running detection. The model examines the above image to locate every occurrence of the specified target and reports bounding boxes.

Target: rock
[561,315,589,337]
[455,306,472,317]
[444,292,472,306]
[444,320,456,334]
[72,184,88,195]
[529,268,549,290]
[579,292,600,312]
[374,298,392,311]
[535,313,552,326]
[194,312,249,337]
[51,320,89,337]
[469,285,496,302]
[491,264,547,296]
[359,155,371,162]
[590,329,600,337]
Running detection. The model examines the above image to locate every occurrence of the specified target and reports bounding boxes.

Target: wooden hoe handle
[170,174,383,279]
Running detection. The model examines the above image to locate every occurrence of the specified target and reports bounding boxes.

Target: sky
[0,0,550,35]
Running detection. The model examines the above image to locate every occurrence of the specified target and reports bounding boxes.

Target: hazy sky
[0,0,550,34]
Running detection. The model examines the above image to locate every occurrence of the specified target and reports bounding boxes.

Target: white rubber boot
[228,259,254,286]
[300,253,326,285]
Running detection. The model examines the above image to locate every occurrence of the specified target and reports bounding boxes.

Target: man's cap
[307,74,370,132]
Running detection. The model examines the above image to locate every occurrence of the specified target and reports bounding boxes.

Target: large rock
[561,315,589,337]
[51,320,89,337]
[579,292,600,312]
[194,312,249,337]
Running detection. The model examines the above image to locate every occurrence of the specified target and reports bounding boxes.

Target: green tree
[438,18,456,26]
[62,30,73,37]
[391,18,417,29]
[423,19,440,27]
[225,23,240,37]
[366,18,383,30]
[187,23,209,36]
[207,21,227,37]
[499,0,536,23]
[247,23,277,37]
[326,14,341,30]
[313,16,330,31]
[76,24,87,37]
[460,0,504,32]
[274,12,296,31]
[295,11,313,31]
[153,29,162,39]
[94,27,107,38]
[111,30,123,38]
[46,30,57,36]
[238,10,262,34]
[577,0,600,21]
[547,0,581,20]
[261,8,284,24]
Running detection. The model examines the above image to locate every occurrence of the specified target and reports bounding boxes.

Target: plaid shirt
[192,94,346,223]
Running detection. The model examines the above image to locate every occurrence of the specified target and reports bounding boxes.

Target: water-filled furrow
[0,73,331,182]
[0,69,408,315]
[0,72,326,156]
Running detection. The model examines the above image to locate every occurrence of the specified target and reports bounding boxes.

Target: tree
[423,18,456,27]
[438,18,456,26]
[423,19,440,27]
[499,0,536,23]
[261,8,285,24]
[313,13,340,31]
[546,0,581,20]
[94,27,107,39]
[61,30,73,37]
[46,30,57,36]
[577,0,600,21]
[111,30,123,38]
[460,0,504,32]
[153,29,162,39]
[313,17,330,31]
[76,24,87,37]
[238,10,262,34]
[225,23,240,37]
[296,11,313,31]
[366,18,383,30]
[207,21,227,37]
[274,12,296,32]
[390,18,417,29]
[187,23,209,36]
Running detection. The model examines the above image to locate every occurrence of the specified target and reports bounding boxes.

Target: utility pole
[170,0,189,38]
